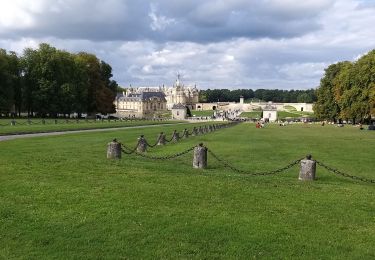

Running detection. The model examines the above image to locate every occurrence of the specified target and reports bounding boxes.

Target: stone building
[114,75,199,117]
[114,91,167,118]
[171,103,187,120]
[164,75,199,110]
[262,102,278,122]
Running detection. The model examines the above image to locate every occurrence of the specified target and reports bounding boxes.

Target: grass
[191,110,214,117]
[278,111,315,119]
[239,111,262,118]
[1,123,375,258]
[0,119,180,135]
[283,105,297,111]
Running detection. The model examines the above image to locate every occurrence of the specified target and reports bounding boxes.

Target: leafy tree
[0,49,20,116]
[314,63,343,122]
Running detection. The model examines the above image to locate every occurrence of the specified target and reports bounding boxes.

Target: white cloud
[0,0,374,90]
[149,4,176,31]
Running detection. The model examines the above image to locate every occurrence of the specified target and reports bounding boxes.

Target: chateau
[114,75,199,118]
[164,75,199,110]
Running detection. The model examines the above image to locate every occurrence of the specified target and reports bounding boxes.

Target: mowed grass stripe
[0,123,374,258]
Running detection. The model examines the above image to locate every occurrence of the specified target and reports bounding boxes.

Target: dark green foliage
[315,50,375,123]
[0,49,20,116]
[200,88,317,103]
[0,43,118,117]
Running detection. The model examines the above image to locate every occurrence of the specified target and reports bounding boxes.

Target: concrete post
[172,130,180,142]
[182,129,189,138]
[137,135,147,153]
[299,155,316,181]
[193,143,207,169]
[107,139,121,159]
[192,127,198,136]
[157,132,166,145]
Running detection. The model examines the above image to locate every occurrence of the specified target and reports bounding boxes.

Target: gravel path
[0,123,186,142]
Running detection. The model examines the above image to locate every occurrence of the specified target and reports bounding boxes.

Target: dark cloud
[0,0,333,42]
[0,0,374,90]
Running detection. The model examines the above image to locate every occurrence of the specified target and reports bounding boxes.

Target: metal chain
[316,160,375,183]
[145,140,158,148]
[120,143,138,154]
[208,149,302,176]
[133,146,195,160]
[165,135,174,143]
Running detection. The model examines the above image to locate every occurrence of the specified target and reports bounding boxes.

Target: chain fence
[115,140,374,184]
[0,117,170,127]
[208,149,303,176]
[316,160,375,184]
[130,146,196,160]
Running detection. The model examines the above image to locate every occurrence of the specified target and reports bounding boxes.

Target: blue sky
[0,0,374,89]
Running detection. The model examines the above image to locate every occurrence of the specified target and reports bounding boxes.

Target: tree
[0,49,22,116]
[314,63,343,122]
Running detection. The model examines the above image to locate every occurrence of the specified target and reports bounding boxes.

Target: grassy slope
[1,123,374,258]
[0,119,179,135]
[278,111,315,119]
[191,110,214,117]
[239,111,262,118]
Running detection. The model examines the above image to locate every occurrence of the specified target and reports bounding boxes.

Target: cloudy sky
[0,0,374,90]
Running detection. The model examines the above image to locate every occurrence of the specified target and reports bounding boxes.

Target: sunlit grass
[1,123,374,258]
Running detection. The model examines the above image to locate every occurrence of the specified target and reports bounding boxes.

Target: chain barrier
[145,139,158,148]
[133,146,195,160]
[120,142,138,154]
[208,148,303,176]
[165,135,174,143]
[316,160,375,184]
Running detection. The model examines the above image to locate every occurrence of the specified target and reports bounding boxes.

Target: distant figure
[359,123,363,130]
[321,122,325,126]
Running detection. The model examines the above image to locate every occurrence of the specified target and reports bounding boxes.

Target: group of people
[255,122,265,128]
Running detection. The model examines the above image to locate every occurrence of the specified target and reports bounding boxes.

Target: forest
[0,43,118,117]
[314,49,375,123]
[198,88,316,103]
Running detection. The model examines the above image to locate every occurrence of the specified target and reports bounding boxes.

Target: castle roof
[171,103,186,109]
[116,92,166,102]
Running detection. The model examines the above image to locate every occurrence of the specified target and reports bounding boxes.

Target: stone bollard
[107,139,122,159]
[157,132,166,145]
[192,127,198,136]
[137,135,147,153]
[193,143,207,169]
[182,129,189,138]
[172,130,180,142]
[299,155,316,181]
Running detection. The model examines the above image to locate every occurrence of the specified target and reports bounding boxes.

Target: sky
[0,0,374,90]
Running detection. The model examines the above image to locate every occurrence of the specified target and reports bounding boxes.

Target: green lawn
[1,123,374,258]
[278,111,315,119]
[191,110,215,117]
[0,119,179,135]
[239,111,262,118]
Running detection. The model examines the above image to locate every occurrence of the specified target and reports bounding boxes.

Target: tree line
[199,88,317,103]
[0,43,118,118]
[314,50,375,123]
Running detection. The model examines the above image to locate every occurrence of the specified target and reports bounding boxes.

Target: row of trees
[199,88,317,103]
[0,43,118,117]
[314,50,375,123]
